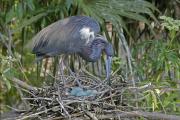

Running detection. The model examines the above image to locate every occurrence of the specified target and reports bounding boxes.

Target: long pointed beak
[105,56,112,85]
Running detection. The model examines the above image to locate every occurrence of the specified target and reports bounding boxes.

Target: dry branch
[10,77,38,92]
[98,111,180,120]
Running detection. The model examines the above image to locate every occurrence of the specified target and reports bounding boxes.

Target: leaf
[65,0,73,10]
[84,0,157,33]
[151,91,158,111]
[16,3,23,19]
[12,12,47,33]
[5,6,15,23]
[2,75,11,90]
[26,0,35,10]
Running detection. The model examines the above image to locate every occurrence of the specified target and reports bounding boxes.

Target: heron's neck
[89,44,102,61]
[79,41,103,62]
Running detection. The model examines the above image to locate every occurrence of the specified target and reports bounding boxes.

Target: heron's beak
[105,56,112,85]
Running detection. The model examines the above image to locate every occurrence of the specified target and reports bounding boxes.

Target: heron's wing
[32,16,100,58]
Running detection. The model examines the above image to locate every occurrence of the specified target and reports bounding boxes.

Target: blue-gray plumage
[32,16,113,84]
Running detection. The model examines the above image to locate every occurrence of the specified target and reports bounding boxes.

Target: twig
[100,111,180,120]
[17,108,54,120]
[22,97,53,101]
[15,84,30,110]
[64,100,100,106]
[84,110,98,120]
[10,77,38,92]
[57,85,71,119]
[1,105,26,112]
[81,68,101,81]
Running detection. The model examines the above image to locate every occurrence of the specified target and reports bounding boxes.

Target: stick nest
[13,75,131,120]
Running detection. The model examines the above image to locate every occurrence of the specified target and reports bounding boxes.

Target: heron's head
[93,35,113,81]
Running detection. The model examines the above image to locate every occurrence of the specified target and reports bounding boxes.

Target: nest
[10,74,131,120]
[4,75,179,120]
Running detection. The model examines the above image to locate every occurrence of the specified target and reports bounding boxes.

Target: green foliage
[112,57,122,70]
[160,16,180,31]
[132,15,180,114]
[0,54,21,110]
[160,16,180,42]
[1,55,15,90]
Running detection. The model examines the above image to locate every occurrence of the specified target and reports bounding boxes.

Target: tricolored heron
[32,16,113,84]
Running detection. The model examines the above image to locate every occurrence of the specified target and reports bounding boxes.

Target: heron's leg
[57,55,66,86]
[36,61,42,81]
[68,67,82,87]
[63,55,82,87]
